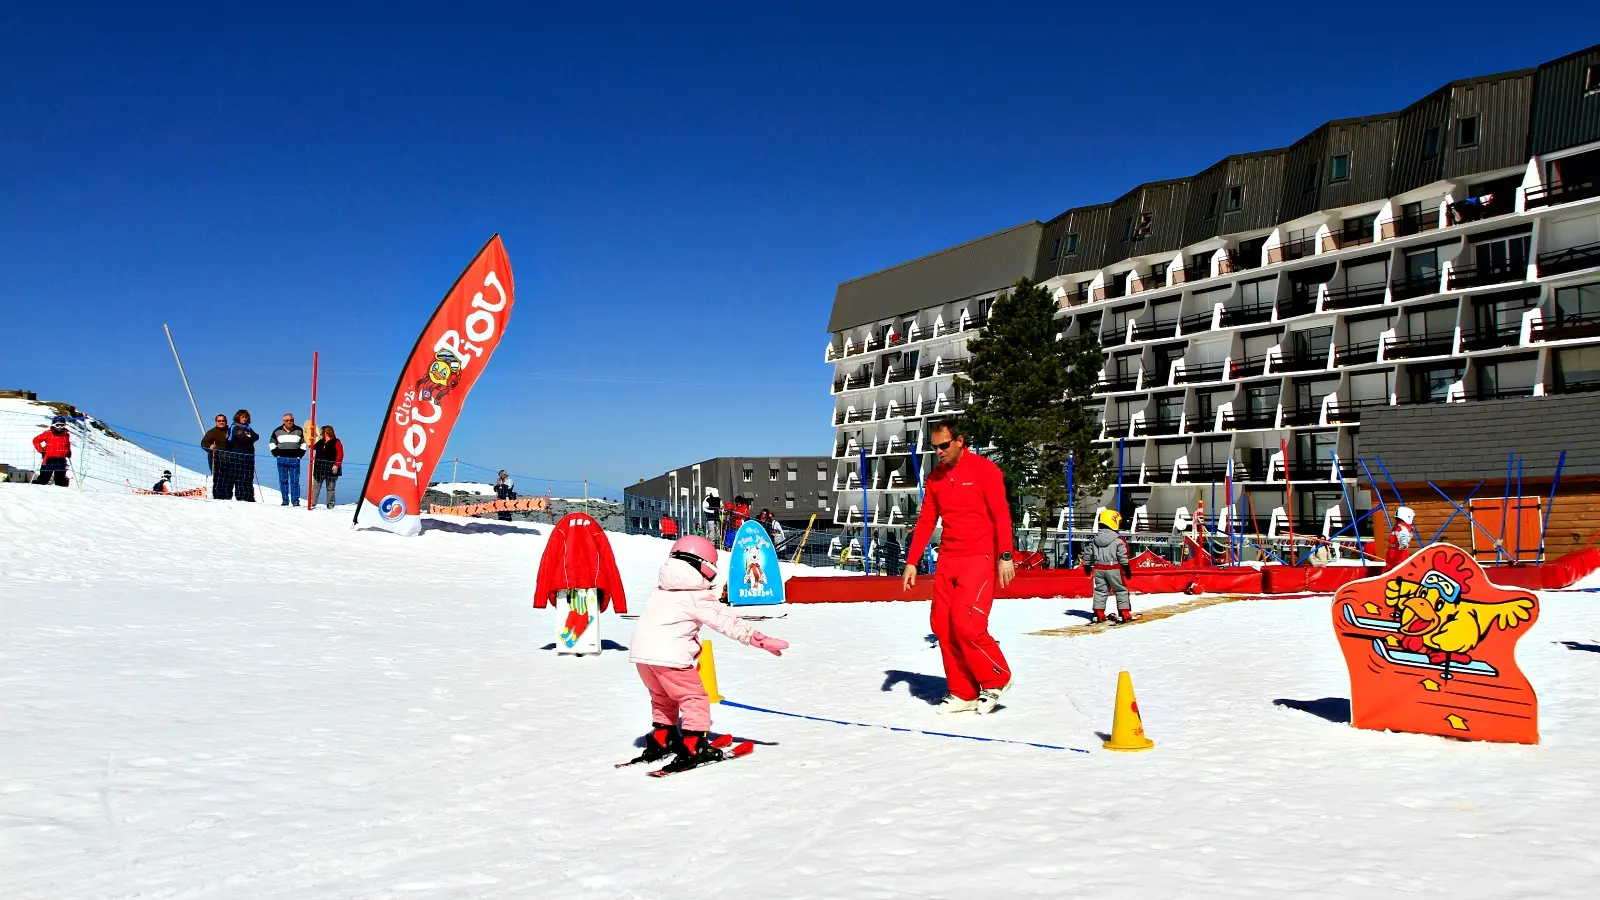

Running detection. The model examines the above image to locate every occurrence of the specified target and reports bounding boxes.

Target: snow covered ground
[3,485,1599,899]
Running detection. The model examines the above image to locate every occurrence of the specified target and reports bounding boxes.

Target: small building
[626,456,833,536]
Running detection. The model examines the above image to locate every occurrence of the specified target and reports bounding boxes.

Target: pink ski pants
[636,663,712,731]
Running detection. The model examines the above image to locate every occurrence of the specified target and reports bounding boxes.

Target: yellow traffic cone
[1103,670,1154,752]
[697,639,724,704]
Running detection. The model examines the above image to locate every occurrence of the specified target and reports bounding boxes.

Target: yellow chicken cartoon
[1384,559,1535,669]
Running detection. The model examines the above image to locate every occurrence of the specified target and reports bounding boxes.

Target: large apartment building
[825,44,1600,550]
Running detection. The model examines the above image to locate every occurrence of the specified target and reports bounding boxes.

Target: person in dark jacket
[32,416,72,486]
[269,412,307,507]
[202,413,232,498]
[226,410,259,502]
[152,470,173,493]
[310,425,343,509]
[494,470,516,521]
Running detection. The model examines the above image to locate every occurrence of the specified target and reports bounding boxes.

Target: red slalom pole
[306,351,319,510]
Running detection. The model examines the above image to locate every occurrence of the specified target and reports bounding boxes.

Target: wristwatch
[999,551,1012,561]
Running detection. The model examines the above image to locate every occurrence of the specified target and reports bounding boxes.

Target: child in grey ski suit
[1086,525,1132,617]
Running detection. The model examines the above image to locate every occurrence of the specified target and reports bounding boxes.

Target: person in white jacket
[628,535,787,770]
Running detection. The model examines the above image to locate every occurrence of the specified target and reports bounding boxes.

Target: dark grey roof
[1358,395,1600,483]
[828,222,1042,333]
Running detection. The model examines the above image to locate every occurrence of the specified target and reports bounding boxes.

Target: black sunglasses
[932,439,956,451]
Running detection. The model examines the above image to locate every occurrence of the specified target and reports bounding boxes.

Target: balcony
[1131,320,1178,342]
[934,358,968,376]
[1447,262,1524,291]
[1136,514,1176,533]
[842,372,875,390]
[1390,272,1442,301]
[1179,463,1233,483]
[1060,288,1092,307]
[1133,272,1169,293]
[1277,293,1318,319]
[1172,260,1212,285]
[1326,398,1392,423]
[883,366,917,384]
[1221,303,1274,327]
[843,409,873,424]
[1143,465,1177,483]
[1179,310,1214,333]
[1556,376,1600,394]
[1525,178,1600,210]
[1231,354,1270,378]
[1173,361,1227,384]
[1385,331,1456,359]
[1281,406,1323,427]
[1323,282,1387,311]
[1100,419,1131,439]
[1532,310,1600,342]
[1274,349,1328,373]
[1378,208,1442,240]
[1223,410,1277,430]
[1093,281,1127,303]
[1334,339,1383,366]
[1321,227,1374,253]
[862,336,885,353]
[1133,418,1183,437]
[1461,324,1521,352]
[1286,461,1337,481]
[1267,235,1317,265]
[1225,249,1264,273]
[1101,329,1129,348]
[1233,461,1271,482]
[1096,374,1140,393]
[1538,240,1600,277]
[832,378,845,393]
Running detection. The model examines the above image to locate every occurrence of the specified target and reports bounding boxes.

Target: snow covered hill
[3,485,1599,899]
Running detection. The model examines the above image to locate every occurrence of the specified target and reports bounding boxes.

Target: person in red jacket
[32,416,73,486]
[901,419,1016,715]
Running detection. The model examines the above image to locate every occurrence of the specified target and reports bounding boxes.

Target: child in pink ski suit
[628,535,787,767]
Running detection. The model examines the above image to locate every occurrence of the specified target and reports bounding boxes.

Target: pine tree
[954,278,1109,543]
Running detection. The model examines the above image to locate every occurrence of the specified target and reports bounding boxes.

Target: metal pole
[1115,439,1124,514]
[1331,452,1360,560]
[1515,458,1524,564]
[584,479,589,514]
[306,351,318,510]
[1428,480,1486,545]
[163,324,205,435]
[1281,438,1294,564]
[1225,457,1235,566]
[858,445,871,576]
[1374,456,1404,507]
[1428,481,1506,558]
[1541,450,1566,560]
[1066,454,1075,569]
[1497,452,1513,565]
[1356,456,1393,530]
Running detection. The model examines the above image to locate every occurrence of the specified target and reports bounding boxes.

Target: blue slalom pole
[1498,452,1513,566]
[1429,481,1506,559]
[1356,456,1392,530]
[1541,451,1566,561]
[1331,452,1361,560]
[1429,479,1487,545]
[1374,456,1404,507]
[859,445,872,575]
[1066,454,1075,569]
[1516,458,1524,564]
[1115,439,1124,514]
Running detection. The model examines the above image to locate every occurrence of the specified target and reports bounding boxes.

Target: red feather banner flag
[354,235,515,535]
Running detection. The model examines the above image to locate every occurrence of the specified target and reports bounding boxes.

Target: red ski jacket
[533,512,629,613]
[907,449,1014,563]
[33,429,71,458]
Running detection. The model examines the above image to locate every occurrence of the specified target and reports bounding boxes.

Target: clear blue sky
[4,2,1597,490]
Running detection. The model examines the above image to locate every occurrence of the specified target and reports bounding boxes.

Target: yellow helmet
[1098,509,1122,530]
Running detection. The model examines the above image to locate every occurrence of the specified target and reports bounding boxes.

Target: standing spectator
[269,412,307,507]
[201,413,231,497]
[702,492,721,542]
[227,410,260,502]
[310,425,343,508]
[151,470,173,493]
[494,470,516,521]
[31,416,72,487]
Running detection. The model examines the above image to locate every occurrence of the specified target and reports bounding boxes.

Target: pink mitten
[751,632,789,656]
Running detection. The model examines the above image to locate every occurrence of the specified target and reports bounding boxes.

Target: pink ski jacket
[628,558,759,669]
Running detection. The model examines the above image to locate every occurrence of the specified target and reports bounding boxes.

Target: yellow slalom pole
[792,514,817,564]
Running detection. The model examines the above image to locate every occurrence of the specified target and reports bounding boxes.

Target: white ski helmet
[1396,506,1415,525]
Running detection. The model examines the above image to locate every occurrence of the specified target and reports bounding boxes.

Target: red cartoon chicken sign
[1331,544,1539,743]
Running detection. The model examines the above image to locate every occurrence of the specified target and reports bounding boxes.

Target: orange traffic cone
[697,639,724,704]
[1103,670,1154,751]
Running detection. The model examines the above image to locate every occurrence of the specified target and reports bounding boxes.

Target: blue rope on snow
[718,699,1091,753]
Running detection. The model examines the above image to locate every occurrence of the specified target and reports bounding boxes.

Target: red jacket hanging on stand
[533,512,628,613]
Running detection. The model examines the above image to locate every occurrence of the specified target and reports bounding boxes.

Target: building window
[742,466,753,483]
[1131,212,1152,241]
[787,462,797,481]
[1587,65,1600,95]
[1225,185,1244,212]
[1329,153,1351,183]
[819,495,829,509]
[817,463,827,481]
[1064,233,1079,254]
[1457,115,1480,149]
[1205,191,1219,220]
[1411,365,1464,403]
[1422,126,1441,160]
[1555,282,1600,324]
[1556,346,1600,392]
[785,492,795,510]
[1049,236,1063,260]
[1121,216,1134,242]
[1301,162,1318,195]
[769,466,779,482]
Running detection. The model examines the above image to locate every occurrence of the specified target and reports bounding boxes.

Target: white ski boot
[937,695,977,714]
[975,680,1013,715]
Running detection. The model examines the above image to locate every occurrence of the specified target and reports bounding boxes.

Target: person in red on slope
[901,419,1016,715]
[32,416,73,486]
[1386,506,1417,569]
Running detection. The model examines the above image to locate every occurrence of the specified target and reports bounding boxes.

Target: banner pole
[859,445,871,576]
[306,351,318,510]
[163,324,205,436]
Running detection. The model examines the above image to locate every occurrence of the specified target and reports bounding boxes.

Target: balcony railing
[843,373,874,390]
[1093,281,1127,302]
[1131,320,1179,341]
[1477,386,1537,400]
[1281,406,1323,427]
[1556,377,1600,394]
[1323,282,1387,310]
[1231,354,1270,378]
[1061,289,1092,307]
[936,358,968,376]
[1172,261,1212,285]
[1136,514,1176,533]
[1267,235,1317,265]
[1525,178,1600,210]
[1178,463,1232,483]
[1221,303,1274,327]
[1538,240,1600,277]
[1225,249,1263,272]
[1391,272,1442,301]
[1179,310,1214,333]
[1223,410,1277,430]
[862,336,884,353]
[832,378,846,393]
[1101,329,1129,348]
[1274,349,1328,373]
[1133,272,1169,293]
[1286,462,1337,481]
[843,409,873,424]
[1532,310,1600,342]
[1321,227,1374,253]
[1326,398,1392,423]
[1173,361,1227,384]
[1096,375,1140,393]
[1277,294,1318,319]
[1385,332,1456,359]
[1133,418,1183,437]
[1334,339,1383,366]
[1142,465,1176,483]
[884,367,917,384]
[1448,262,1525,291]
[1461,324,1522,352]
[1100,420,1131,439]
[1378,208,1442,240]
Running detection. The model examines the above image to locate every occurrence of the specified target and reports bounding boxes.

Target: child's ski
[646,740,754,778]
[616,732,738,769]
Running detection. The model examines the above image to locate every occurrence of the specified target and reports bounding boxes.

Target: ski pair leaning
[618,724,754,775]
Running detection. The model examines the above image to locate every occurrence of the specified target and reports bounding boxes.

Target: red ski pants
[930,553,1011,700]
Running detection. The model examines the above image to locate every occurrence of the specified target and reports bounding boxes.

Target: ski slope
[3,485,1599,899]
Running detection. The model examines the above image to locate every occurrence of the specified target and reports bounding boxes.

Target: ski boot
[626,723,681,766]
[975,680,1013,715]
[1085,609,1109,625]
[937,695,978,714]
[1111,609,1141,625]
[656,729,726,774]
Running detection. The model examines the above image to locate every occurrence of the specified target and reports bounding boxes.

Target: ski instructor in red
[902,419,1016,714]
